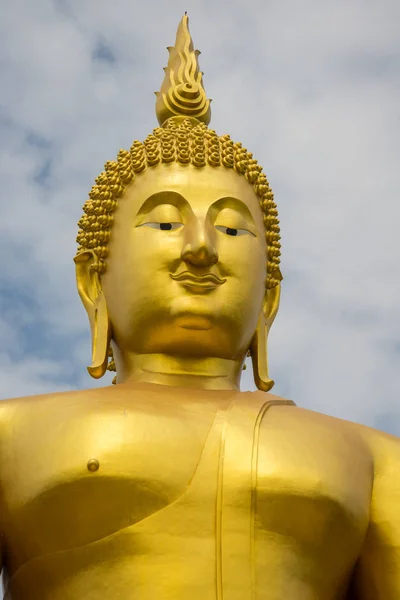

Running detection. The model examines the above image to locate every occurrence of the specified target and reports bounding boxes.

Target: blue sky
[0,0,399,435]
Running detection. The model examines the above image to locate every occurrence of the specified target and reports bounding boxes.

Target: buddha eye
[140,222,183,231]
[215,225,254,237]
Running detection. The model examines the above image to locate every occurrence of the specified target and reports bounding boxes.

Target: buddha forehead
[117,162,265,226]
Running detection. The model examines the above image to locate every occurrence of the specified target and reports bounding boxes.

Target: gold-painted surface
[1,13,399,600]
[75,16,282,384]
[155,14,211,127]
[86,459,99,473]
[0,386,399,598]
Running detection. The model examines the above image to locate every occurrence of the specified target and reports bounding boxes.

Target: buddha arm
[351,431,400,598]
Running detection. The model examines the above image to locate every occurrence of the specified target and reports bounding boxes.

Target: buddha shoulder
[257,394,399,461]
[0,387,121,456]
[0,387,103,424]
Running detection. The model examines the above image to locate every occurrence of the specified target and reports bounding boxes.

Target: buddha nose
[181,223,219,267]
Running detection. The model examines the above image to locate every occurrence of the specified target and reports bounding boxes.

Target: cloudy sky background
[0,0,399,436]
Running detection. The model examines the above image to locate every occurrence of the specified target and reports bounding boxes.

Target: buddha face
[100,163,267,361]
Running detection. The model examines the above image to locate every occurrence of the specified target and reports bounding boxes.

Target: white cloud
[0,0,399,440]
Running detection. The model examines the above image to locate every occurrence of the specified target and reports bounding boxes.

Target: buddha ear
[262,281,281,330]
[74,251,111,379]
[249,282,281,392]
[74,250,102,313]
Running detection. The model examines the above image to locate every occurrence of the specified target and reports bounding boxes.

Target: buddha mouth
[170,271,226,288]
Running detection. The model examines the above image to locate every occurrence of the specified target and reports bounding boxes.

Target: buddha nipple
[87,458,100,472]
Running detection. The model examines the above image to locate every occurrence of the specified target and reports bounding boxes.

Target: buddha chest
[0,388,372,599]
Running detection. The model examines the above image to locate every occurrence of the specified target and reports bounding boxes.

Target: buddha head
[74,15,282,391]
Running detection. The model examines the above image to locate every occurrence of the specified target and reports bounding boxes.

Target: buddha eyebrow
[136,191,188,215]
[210,196,256,222]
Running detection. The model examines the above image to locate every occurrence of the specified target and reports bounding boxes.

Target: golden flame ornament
[155,14,211,127]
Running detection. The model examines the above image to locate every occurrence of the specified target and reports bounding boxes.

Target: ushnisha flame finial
[155,14,211,127]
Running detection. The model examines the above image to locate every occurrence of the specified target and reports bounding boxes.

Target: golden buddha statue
[1,14,399,600]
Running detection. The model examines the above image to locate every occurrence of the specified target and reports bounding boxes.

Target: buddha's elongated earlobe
[87,290,111,379]
[249,312,274,392]
[249,281,282,392]
[74,250,112,380]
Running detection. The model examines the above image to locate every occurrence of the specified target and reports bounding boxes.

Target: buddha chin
[107,278,260,361]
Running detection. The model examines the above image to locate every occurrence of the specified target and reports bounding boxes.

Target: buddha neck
[113,352,244,391]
